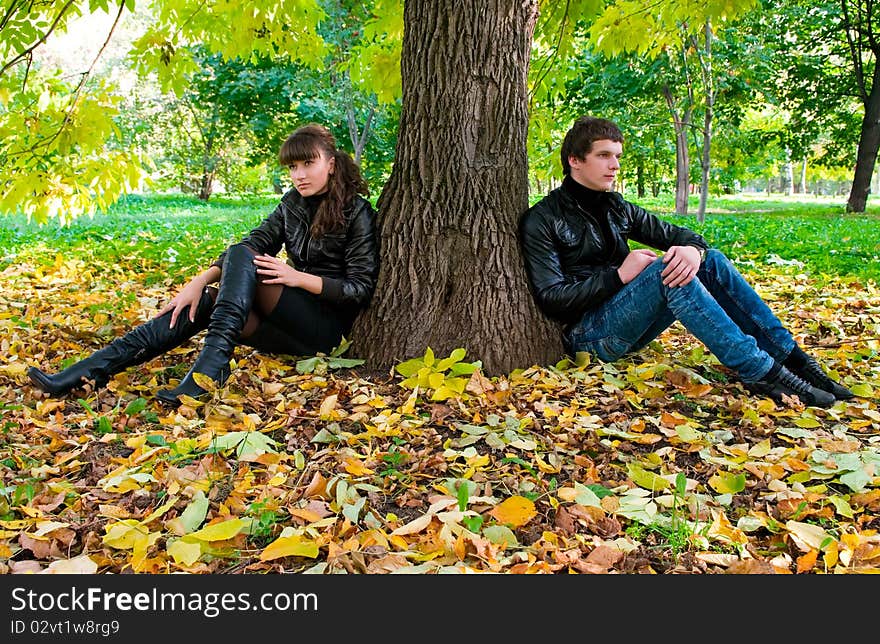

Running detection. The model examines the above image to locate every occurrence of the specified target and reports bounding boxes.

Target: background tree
[588,0,758,219]
[560,52,677,198]
[0,1,146,224]
[136,0,398,198]
[1,0,328,223]
[839,0,880,212]
[754,0,872,208]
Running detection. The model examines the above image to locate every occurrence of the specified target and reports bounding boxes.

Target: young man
[518,115,853,408]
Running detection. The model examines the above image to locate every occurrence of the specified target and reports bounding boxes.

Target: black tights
[208,245,350,356]
[240,281,284,339]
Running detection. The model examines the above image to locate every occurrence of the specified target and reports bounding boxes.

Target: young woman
[28,123,380,406]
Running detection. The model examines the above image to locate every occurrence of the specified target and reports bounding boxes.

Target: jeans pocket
[567,329,630,362]
[584,335,630,362]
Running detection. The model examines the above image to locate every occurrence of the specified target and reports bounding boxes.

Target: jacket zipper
[291,202,309,267]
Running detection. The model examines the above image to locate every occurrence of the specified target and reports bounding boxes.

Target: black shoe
[155,341,231,407]
[745,364,836,408]
[784,348,853,401]
[28,289,214,397]
[28,362,110,396]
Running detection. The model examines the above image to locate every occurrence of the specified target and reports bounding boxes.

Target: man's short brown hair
[561,116,624,175]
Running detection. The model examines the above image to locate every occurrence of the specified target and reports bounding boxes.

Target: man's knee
[700,248,739,281]
[703,248,728,266]
[640,256,667,280]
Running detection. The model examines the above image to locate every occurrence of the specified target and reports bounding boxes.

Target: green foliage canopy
[0,0,862,224]
[1,0,327,224]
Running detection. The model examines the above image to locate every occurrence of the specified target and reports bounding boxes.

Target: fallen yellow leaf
[260,535,320,561]
[489,495,536,528]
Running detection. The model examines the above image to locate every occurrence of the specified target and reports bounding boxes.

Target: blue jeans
[563,250,796,382]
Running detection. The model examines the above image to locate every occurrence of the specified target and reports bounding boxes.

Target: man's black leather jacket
[214,189,379,313]
[518,185,708,326]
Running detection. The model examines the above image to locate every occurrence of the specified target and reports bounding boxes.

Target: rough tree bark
[350,0,562,375]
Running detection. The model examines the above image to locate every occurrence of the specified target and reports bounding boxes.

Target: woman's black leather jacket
[214,189,380,313]
[518,185,708,326]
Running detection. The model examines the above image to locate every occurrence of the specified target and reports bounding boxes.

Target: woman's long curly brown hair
[278,124,369,237]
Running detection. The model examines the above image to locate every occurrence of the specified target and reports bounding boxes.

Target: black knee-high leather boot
[28,288,215,397]
[156,244,256,406]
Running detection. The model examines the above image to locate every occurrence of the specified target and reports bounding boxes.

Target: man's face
[568,139,622,191]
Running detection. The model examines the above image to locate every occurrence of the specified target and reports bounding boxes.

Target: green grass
[2,191,879,283]
[639,193,880,282]
[0,192,279,284]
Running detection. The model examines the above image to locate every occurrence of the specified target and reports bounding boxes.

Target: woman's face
[288,149,335,196]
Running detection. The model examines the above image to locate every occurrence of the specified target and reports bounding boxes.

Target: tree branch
[0,0,79,78]
[23,1,128,157]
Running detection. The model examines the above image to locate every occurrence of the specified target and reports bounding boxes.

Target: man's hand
[617,248,659,284]
[661,245,701,287]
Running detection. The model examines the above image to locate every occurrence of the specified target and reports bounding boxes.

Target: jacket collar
[562,175,608,212]
[282,188,311,224]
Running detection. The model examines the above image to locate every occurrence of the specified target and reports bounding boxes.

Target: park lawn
[0,192,878,575]
[5,190,879,283]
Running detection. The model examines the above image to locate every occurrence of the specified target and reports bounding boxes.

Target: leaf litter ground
[1,252,879,574]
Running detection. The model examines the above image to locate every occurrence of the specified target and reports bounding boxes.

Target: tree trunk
[695,20,713,224]
[782,147,794,196]
[697,104,710,223]
[199,137,215,201]
[636,160,645,198]
[847,64,880,213]
[351,0,559,375]
[663,85,690,215]
[198,171,214,201]
[799,156,807,194]
[346,101,374,166]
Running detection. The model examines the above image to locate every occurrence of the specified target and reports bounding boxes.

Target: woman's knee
[253,282,284,318]
[227,242,257,259]
[238,312,262,339]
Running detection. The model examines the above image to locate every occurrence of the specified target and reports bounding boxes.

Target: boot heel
[28,289,215,398]
[155,244,256,406]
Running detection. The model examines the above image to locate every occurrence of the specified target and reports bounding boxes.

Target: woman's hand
[254,254,323,294]
[156,276,209,328]
[254,254,303,288]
